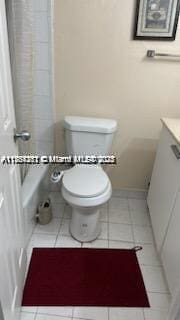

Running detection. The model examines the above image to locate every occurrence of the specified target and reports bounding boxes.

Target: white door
[0,1,26,319]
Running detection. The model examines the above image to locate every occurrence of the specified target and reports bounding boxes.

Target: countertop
[161,118,180,145]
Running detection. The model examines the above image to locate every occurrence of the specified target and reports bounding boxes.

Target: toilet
[61,116,117,242]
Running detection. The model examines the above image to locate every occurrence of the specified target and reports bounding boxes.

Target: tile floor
[21,193,171,320]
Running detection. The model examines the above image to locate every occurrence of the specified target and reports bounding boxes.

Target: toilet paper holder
[51,166,72,184]
[51,170,64,183]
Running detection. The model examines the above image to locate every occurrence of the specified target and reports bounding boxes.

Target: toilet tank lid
[64,116,117,133]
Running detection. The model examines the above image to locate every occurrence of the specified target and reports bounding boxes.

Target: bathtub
[22,165,50,245]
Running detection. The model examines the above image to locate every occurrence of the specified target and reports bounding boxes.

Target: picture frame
[134,0,180,40]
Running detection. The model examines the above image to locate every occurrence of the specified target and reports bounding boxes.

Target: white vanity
[147,118,180,294]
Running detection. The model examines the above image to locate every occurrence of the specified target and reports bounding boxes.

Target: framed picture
[134,0,180,40]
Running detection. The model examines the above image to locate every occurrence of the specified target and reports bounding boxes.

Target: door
[0,1,26,319]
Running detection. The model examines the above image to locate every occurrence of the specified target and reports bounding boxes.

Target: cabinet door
[147,126,180,251]
[161,189,180,294]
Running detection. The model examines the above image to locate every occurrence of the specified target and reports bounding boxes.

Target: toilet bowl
[62,164,112,242]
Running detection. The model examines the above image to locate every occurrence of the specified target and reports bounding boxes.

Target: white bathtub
[22,165,50,245]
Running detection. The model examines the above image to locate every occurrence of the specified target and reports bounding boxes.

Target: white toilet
[61,116,117,242]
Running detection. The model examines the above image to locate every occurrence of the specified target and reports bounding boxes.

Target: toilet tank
[63,116,117,156]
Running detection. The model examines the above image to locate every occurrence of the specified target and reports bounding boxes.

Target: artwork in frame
[134,0,180,40]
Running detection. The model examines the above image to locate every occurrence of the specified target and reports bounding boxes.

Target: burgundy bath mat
[22,247,150,307]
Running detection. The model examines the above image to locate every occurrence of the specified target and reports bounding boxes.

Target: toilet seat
[62,165,109,198]
[62,180,112,208]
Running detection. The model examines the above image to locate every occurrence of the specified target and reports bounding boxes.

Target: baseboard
[112,189,148,199]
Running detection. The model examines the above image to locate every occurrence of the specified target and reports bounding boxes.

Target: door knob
[14,129,31,142]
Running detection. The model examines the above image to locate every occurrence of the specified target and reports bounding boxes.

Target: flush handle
[14,129,31,142]
[171,145,180,159]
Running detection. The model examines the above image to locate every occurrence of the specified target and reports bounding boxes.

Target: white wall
[53,0,180,190]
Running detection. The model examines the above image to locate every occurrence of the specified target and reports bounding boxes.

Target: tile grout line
[73,317,94,320]
[127,199,135,245]
[108,306,110,320]
[54,203,67,247]
[31,230,154,246]
[143,308,146,320]
[147,290,170,294]
[72,305,75,320]
[34,308,38,319]
[36,314,74,320]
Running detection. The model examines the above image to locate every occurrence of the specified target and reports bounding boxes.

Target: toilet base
[69,206,101,242]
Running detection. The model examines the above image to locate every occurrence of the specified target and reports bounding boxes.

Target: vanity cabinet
[147,122,180,294]
[147,125,180,251]
[161,190,180,293]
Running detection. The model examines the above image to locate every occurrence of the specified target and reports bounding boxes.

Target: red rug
[22,248,150,307]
